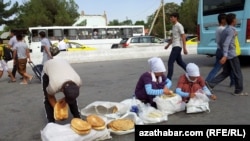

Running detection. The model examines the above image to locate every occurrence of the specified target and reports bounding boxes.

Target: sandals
[20,82,28,85]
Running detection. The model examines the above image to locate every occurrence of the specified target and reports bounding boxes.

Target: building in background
[73,11,108,26]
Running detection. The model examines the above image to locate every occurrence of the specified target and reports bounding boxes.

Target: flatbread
[108,119,134,131]
[54,102,68,120]
[71,118,92,131]
[86,114,105,128]
[70,125,91,135]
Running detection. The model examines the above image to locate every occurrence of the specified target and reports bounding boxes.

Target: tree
[0,0,19,26]
[10,0,79,28]
[147,2,180,38]
[179,0,199,34]
[108,19,120,26]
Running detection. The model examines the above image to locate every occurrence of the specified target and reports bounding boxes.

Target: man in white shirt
[164,13,188,80]
[8,30,18,78]
[42,58,82,123]
[58,39,68,51]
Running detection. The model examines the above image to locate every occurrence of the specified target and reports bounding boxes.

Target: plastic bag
[153,94,186,115]
[40,123,111,141]
[80,101,129,119]
[186,90,210,114]
[137,103,168,124]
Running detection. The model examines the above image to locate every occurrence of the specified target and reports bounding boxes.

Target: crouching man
[42,58,82,123]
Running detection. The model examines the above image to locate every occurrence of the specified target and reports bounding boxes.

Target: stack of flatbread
[86,114,106,130]
[70,118,92,135]
[107,119,134,131]
[54,101,68,121]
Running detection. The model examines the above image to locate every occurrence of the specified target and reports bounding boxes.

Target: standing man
[39,31,53,65]
[206,13,248,96]
[42,58,82,123]
[164,13,188,80]
[205,13,234,87]
[8,30,18,78]
[58,39,68,51]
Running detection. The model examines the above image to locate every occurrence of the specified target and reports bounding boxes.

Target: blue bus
[197,0,250,56]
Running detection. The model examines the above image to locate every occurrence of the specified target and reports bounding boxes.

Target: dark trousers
[12,58,18,77]
[42,73,80,123]
[208,57,243,94]
[167,47,187,80]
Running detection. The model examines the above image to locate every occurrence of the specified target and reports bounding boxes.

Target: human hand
[164,45,169,49]
[210,94,217,100]
[183,48,188,55]
[189,93,196,98]
[220,56,227,65]
[58,98,67,107]
[163,86,170,95]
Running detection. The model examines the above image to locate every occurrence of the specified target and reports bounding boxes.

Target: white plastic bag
[137,103,168,124]
[186,90,210,114]
[153,94,186,115]
[80,101,129,119]
[40,123,111,141]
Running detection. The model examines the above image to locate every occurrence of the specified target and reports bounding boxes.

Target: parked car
[53,42,97,51]
[111,36,165,49]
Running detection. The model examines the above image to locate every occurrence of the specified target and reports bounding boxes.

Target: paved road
[0,54,249,141]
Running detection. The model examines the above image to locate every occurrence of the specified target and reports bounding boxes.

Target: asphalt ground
[0,54,250,141]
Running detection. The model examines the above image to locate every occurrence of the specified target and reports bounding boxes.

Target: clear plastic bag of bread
[54,98,69,121]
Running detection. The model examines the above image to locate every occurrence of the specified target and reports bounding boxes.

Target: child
[176,63,216,102]
[134,57,172,108]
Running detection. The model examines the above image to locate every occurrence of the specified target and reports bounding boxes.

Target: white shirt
[58,40,68,50]
[215,25,226,49]
[43,58,82,95]
[171,22,185,47]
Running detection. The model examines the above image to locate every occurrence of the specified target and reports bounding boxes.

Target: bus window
[31,30,41,42]
[78,29,92,39]
[48,29,62,41]
[106,28,120,39]
[203,0,245,16]
[120,28,133,38]
[97,28,107,39]
[64,29,77,40]
[133,27,143,36]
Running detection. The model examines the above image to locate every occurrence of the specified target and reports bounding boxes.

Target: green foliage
[0,0,19,26]
[7,0,79,28]
[179,0,199,34]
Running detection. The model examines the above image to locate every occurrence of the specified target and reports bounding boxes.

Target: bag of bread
[153,93,186,115]
[54,99,69,121]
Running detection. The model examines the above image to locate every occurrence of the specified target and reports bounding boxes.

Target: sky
[1,0,182,30]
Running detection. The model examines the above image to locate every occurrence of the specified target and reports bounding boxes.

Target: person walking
[206,13,248,96]
[8,30,18,78]
[164,12,188,80]
[205,13,235,87]
[42,58,82,123]
[13,34,33,84]
[39,31,53,65]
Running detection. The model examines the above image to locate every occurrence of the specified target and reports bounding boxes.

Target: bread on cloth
[86,114,106,130]
[54,101,68,121]
[70,118,92,135]
[107,119,134,131]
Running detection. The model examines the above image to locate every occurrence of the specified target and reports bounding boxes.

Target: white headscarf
[186,63,200,77]
[148,57,166,73]
[148,57,166,82]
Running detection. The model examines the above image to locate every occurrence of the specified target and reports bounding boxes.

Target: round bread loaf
[70,118,92,135]
[108,119,134,131]
[86,114,105,128]
[54,101,68,120]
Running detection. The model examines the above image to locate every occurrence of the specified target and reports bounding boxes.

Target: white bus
[28,25,145,53]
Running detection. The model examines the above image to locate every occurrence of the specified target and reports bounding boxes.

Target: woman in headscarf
[175,63,217,102]
[134,57,172,108]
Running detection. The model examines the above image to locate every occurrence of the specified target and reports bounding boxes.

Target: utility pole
[148,0,166,39]
[162,0,166,39]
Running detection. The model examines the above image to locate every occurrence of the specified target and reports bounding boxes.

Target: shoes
[232,92,248,96]
[205,81,214,93]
